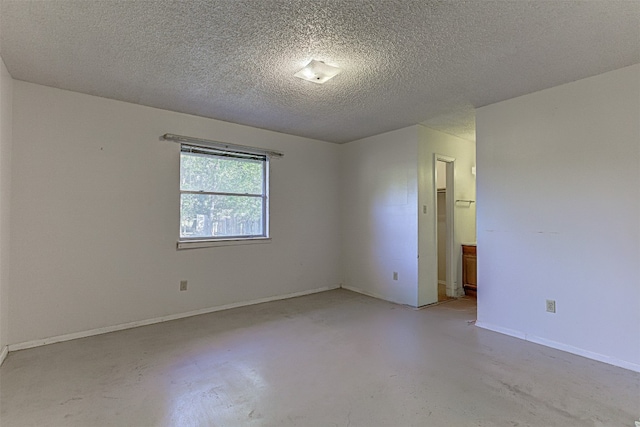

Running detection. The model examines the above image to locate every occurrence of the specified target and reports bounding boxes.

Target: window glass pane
[180,194,264,238]
[180,152,264,195]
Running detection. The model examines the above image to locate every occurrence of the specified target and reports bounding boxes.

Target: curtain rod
[160,133,284,158]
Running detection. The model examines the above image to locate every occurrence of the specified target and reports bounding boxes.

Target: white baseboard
[475,321,640,373]
[474,321,526,340]
[0,345,7,366]
[8,285,340,352]
[341,285,411,307]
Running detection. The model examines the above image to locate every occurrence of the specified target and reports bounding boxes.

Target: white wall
[476,64,640,371]
[340,125,476,307]
[418,126,476,305]
[436,161,447,189]
[437,191,446,283]
[0,57,13,358]
[9,82,341,345]
[341,126,420,306]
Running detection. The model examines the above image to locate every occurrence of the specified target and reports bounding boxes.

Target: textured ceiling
[1,1,639,143]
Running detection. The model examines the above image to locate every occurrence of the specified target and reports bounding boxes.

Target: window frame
[177,143,271,249]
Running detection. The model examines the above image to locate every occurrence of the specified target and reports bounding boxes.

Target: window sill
[177,237,271,250]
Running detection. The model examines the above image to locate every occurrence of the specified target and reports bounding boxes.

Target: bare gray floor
[1,289,638,427]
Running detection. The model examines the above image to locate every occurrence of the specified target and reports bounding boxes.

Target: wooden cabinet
[462,244,477,295]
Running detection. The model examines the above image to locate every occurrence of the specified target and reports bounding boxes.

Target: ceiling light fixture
[294,60,342,84]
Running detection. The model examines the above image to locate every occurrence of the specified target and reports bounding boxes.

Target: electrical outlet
[546,299,556,313]
[180,280,188,291]
[393,272,398,281]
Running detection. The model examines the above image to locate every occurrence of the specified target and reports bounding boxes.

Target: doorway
[435,155,455,301]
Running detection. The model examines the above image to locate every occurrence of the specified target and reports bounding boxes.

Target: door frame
[435,154,456,298]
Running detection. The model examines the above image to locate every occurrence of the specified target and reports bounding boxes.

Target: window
[179,144,269,245]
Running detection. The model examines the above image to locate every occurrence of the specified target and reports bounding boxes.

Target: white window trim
[177,237,272,250]
[171,133,280,249]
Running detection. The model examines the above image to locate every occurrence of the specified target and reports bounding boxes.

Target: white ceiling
[1,1,638,143]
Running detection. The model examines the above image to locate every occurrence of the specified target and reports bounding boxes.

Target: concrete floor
[1,289,638,427]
